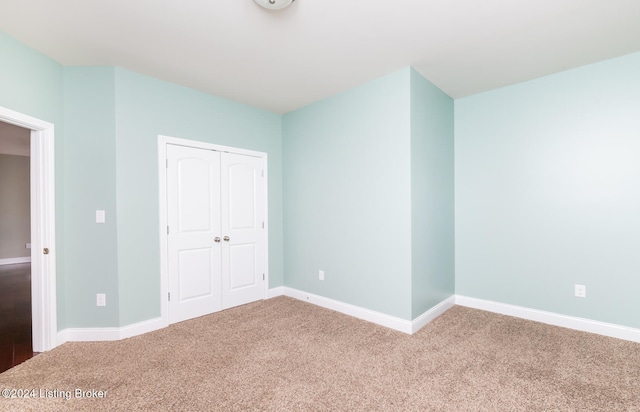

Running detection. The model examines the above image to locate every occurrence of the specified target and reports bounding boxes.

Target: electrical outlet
[97,293,106,306]
[26,243,31,249]
[575,285,586,298]
[319,270,324,281]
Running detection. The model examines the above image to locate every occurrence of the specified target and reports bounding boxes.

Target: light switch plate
[96,293,106,307]
[96,210,106,223]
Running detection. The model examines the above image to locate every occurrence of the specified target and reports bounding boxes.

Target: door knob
[214,237,221,243]
[223,236,230,242]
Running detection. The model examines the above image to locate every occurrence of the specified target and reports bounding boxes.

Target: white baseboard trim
[456,295,640,343]
[0,257,31,266]
[268,286,285,298]
[281,287,453,335]
[411,296,456,334]
[283,287,412,333]
[119,317,166,340]
[52,293,640,346]
[57,317,165,346]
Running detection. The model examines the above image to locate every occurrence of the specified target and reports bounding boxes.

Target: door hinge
[167,225,170,235]
[168,292,171,301]
[263,273,265,281]
[166,159,169,168]
[262,221,264,229]
[262,169,264,177]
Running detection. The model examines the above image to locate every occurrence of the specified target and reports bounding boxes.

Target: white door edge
[0,105,57,352]
[158,135,269,327]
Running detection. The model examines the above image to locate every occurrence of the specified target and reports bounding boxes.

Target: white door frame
[0,105,57,352]
[158,135,269,327]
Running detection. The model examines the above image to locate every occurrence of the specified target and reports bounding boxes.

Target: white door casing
[0,105,57,352]
[158,135,268,326]
[167,144,222,323]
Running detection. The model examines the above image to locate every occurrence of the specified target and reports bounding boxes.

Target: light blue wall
[1,31,283,330]
[114,68,282,326]
[283,68,413,320]
[410,69,455,318]
[63,67,119,327]
[455,52,640,328]
[6,27,639,334]
[0,31,67,328]
[0,32,63,123]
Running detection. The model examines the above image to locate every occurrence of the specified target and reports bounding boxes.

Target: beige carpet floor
[1,296,639,411]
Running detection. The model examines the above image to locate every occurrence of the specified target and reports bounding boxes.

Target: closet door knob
[223,236,230,241]
[214,237,221,243]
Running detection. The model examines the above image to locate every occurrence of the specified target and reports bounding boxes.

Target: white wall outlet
[26,243,31,249]
[319,270,324,281]
[97,293,106,306]
[96,210,106,223]
[575,285,586,298]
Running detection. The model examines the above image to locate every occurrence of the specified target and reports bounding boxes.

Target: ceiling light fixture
[254,0,295,10]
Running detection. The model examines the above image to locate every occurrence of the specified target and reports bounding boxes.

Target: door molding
[158,135,269,327]
[0,105,57,352]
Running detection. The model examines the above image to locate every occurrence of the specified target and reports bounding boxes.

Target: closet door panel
[167,144,222,323]
[221,153,266,309]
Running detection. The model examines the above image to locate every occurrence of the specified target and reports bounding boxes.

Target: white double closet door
[167,143,266,324]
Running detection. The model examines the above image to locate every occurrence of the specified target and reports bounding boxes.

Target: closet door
[220,152,266,309]
[167,144,222,323]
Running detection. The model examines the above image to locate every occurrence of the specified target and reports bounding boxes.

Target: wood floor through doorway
[0,263,37,373]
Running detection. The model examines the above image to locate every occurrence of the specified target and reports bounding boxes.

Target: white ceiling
[1,0,639,114]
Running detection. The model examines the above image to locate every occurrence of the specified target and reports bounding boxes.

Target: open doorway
[0,106,57,358]
[0,121,33,372]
